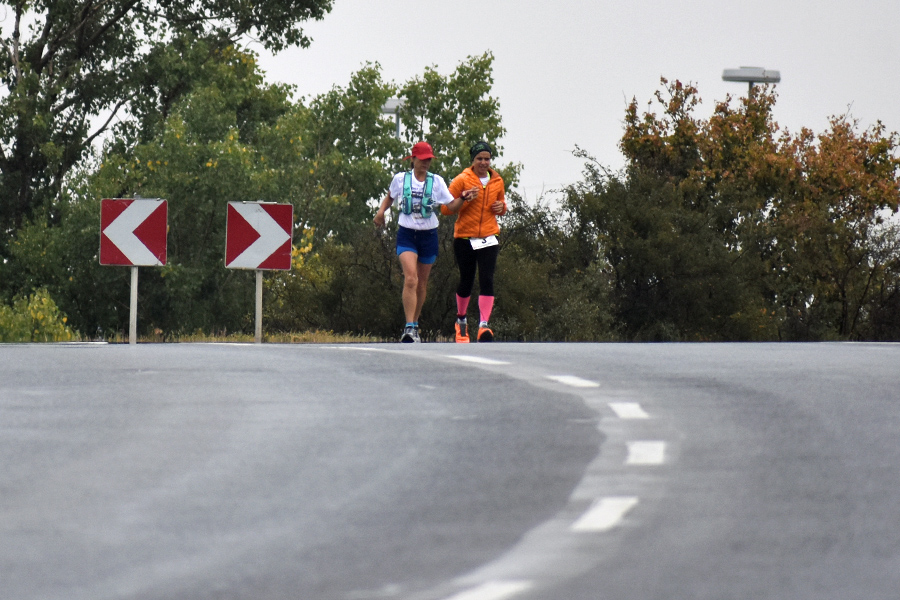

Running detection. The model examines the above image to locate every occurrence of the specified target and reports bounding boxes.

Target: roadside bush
[0,289,79,342]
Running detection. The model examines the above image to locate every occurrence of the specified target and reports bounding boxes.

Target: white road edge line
[446,355,511,365]
[442,580,534,600]
[545,375,600,388]
[608,402,650,419]
[626,441,667,465]
[336,346,394,353]
[571,496,639,532]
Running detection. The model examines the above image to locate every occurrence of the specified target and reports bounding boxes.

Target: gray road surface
[2,342,899,600]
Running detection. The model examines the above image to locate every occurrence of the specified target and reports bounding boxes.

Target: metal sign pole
[255,269,263,344]
[129,266,138,345]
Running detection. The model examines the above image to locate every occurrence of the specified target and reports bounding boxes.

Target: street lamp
[380,98,405,139]
[722,66,781,94]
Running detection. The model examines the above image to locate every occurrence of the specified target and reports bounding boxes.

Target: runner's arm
[374,192,393,227]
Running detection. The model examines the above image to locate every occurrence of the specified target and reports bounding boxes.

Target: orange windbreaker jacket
[443,167,507,239]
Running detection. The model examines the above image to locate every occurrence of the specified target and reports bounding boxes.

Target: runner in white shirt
[374,142,476,342]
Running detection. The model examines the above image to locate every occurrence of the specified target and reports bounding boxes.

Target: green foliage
[400,52,521,187]
[87,49,301,334]
[492,191,616,341]
[0,0,334,242]
[3,52,520,339]
[2,170,128,337]
[6,39,899,343]
[263,55,521,340]
[0,289,77,342]
[770,117,900,339]
[3,48,296,336]
[567,78,900,341]
[300,64,405,240]
[265,226,400,336]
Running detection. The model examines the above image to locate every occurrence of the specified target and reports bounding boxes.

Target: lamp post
[380,98,405,139]
[722,66,781,94]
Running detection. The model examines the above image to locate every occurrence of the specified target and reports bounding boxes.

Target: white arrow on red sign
[100,199,168,266]
[225,202,293,270]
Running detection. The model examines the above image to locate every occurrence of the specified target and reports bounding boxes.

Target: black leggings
[453,238,499,297]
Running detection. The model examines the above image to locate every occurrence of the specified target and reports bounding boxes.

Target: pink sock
[456,294,470,318]
[478,295,494,324]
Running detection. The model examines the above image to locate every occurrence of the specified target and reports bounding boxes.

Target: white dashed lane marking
[442,580,534,600]
[571,496,639,532]
[545,375,600,388]
[608,402,650,419]
[446,355,512,365]
[626,441,666,465]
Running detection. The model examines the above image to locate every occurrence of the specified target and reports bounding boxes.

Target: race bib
[470,235,499,250]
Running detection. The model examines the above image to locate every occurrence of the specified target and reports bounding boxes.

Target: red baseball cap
[405,141,435,160]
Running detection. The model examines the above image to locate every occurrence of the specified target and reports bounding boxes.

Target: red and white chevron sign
[225,202,293,270]
[100,199,168,266]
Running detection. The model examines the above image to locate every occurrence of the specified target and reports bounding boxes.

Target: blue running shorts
[396,225,439,264]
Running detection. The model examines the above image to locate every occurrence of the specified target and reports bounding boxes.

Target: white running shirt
[388,171,454,230]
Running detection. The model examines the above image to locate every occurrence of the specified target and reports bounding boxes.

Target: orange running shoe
[477,323,493,343]
[455,319,470,343]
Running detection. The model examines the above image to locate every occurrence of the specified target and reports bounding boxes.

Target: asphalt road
[2,342,899,600]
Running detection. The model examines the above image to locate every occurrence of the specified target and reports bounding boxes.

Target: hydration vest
[400,171,434,218]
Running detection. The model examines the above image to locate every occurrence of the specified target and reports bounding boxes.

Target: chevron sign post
[225,202,294,343]
[225,202,293,270]
[100,199,168,266]
[100,198,168,345]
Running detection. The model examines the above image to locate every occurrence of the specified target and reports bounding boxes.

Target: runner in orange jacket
[443,141,507,342]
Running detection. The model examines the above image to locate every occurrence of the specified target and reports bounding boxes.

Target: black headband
[469,141,493,161]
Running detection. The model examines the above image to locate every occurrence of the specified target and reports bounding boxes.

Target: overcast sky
[254,0,900,200]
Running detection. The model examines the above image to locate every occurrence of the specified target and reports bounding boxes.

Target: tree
[566,78,900,341]
[0,288,76,341]
[591,80,776,340]
[399,52,520,187]
[772,117,900,339]
[4,47,303,335]
[298,63,405,242]
[0,0,333,243]
[4,52,518,339]
[492,189,616,341]
[266,54,520,339]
